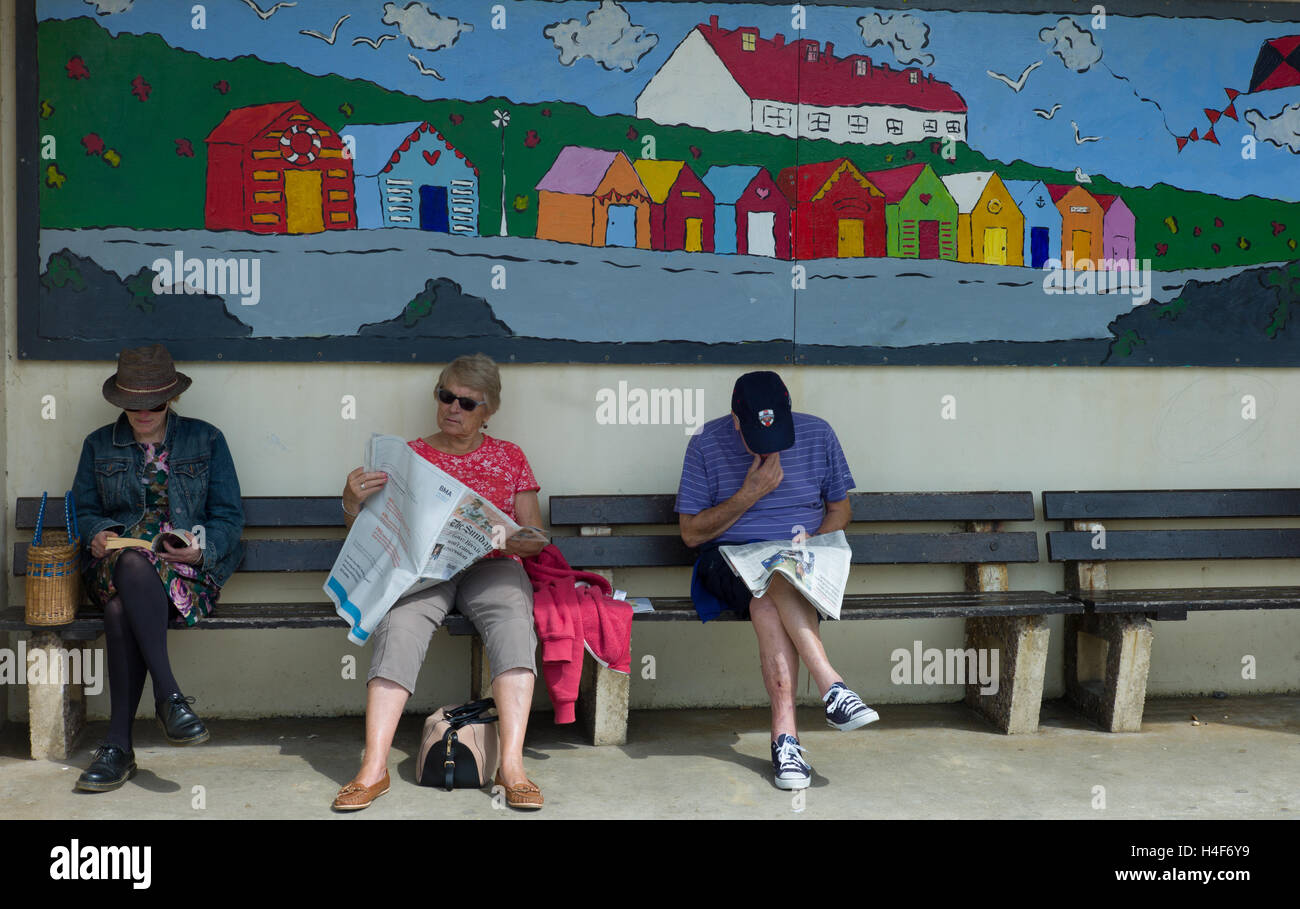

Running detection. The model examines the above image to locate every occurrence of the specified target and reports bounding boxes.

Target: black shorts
[694,545,756,620]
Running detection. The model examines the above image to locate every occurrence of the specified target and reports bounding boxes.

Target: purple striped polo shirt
[675,412,855,544]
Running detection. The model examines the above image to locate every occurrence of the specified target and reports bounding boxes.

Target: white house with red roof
[635,16,967,146]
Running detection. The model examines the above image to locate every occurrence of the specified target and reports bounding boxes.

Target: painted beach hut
[940,171,1024,266]
[776,158,886,259]
[341,121,479,234]
[861,163,957,260]
[632,160,715,252]
[1004,180,1062,269]
[536,147,651,248]
[205,101,356,234]
[1094,194,1136,269]
[1046,184,1104,269]
[701,165,791,258]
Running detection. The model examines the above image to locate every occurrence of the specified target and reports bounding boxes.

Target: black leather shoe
[156,693,210,745]
[75,743,137,792]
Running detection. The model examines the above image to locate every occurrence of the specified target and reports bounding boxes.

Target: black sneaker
[771,733,811,790]
[75,743,137,792]
[156,693,210,745]
[823,681,880,730]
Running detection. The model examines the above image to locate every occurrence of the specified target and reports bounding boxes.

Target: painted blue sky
[42,0,1300,201]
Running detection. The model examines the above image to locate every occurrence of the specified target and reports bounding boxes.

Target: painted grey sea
[39,228,1270,347]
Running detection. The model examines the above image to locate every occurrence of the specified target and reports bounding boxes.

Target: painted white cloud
[1245,102,1300,153]
[382,2,472,52]
[857,12,934,67]
[1039,17,1102,73]
[544,0,659,72]
[83,0,134,14]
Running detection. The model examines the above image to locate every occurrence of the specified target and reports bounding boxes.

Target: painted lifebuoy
[279,124,322,164]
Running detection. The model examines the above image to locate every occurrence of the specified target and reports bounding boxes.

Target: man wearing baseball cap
[675,371,878,790]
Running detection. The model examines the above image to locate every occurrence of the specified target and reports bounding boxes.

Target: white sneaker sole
[827,708,880,731]
[774,774,811,790]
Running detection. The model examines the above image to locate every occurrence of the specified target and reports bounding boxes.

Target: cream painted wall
[3,3,1298,723]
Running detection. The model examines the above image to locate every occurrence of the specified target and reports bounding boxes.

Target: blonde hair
[437,354,501,414]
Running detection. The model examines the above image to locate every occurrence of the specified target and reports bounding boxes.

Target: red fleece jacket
[525,545,633,724]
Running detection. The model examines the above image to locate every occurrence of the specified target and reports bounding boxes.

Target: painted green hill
[35,16,1299,271]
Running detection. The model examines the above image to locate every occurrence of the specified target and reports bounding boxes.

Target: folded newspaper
[324,434,542,645]
[719,530,852,620]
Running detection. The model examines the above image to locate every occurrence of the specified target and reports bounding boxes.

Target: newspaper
[323,434,525,645]
[719,530,852,620]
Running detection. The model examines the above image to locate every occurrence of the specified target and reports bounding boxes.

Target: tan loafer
[332,771,390,812]
[495,769,543,810]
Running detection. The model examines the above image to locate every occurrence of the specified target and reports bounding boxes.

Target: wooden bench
[1045,489,1300,732]
[550,491,1082,740]
[3,495,485,760]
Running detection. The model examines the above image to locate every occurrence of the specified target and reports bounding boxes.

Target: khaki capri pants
[367,558,537,694]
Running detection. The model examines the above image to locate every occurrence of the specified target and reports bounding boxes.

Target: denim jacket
[71,411,245,587]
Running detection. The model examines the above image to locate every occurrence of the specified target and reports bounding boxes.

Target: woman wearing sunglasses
[333,353,549,811]
[69,344,245,791]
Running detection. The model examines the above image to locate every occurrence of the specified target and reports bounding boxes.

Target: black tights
[103,551,181,750]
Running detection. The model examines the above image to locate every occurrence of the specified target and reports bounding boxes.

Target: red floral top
[409,435,540,559]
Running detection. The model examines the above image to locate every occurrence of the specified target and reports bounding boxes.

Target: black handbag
[416,698,500,791]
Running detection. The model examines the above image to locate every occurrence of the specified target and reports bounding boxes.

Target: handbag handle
[65,491,79,542]
[34,492,48,546]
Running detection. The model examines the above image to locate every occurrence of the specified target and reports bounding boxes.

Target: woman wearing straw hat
[70,344,245,792]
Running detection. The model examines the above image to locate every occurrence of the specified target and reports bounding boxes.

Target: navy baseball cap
[731,371,794,454]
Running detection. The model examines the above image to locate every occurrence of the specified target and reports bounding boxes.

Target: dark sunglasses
[436,387,487,412]
[126,402,168,413]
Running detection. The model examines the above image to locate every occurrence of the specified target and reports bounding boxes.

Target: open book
[719,530,852,620]
[105,530,195,553]
[324,434,543,645]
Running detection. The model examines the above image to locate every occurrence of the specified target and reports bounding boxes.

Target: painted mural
[17,0,1300,365]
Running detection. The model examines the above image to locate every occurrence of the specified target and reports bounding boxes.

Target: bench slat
[630,590,1079,620]
[1070,586,1300,613]
[554,531,1039,568]
[0,605,476,638]
[16,496,347,530]
[1043,489,1300,520]
[1048,529,1300,562]
[13,538,345,576]
[550,492,1036,526]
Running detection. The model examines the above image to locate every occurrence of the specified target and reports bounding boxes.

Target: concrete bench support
[575,550,629,746]
[26,630,87,760]
[1064,521,1153,732]
[962,524,1049,734]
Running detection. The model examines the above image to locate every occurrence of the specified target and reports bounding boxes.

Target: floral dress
[86,441,221,627]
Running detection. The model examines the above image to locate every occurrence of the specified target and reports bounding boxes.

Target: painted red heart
[1211,243,1221,254]
[1193,226,1202,236]
[399,138,411,153]
[1155,243,1168,256]
[920,193,932,204]
[423,149,441,166]
[1214,217,1224,227]
[755,186,769,199]
[1272,221,1286,236]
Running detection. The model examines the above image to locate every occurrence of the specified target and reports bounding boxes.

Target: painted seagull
[300,14,350,44]
[408,54,445,80]
[1033,104,1062,120]
[1074,167,1093,183]
[987,60,1042,92]
[352,34,397,48]
[240,0,296,19]
[1072,120,1102,144]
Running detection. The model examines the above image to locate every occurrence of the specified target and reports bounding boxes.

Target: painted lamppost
[492,108,510,237]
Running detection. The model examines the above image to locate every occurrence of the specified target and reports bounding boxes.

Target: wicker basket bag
[25,491,82,626]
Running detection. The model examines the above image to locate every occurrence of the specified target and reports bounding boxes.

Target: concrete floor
[1,695,1296,819]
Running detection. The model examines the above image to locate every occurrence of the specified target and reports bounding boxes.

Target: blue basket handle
[34,492,48,546]
[65,490,79,542]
